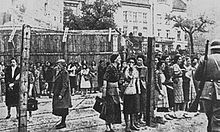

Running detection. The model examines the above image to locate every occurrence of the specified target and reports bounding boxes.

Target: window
[133,12,137,23]
[129,11,132,22]
[157,14,162,24]
[123,11,128,22]
[138,12,142,23]
[133,26,138,36]
[143,27,148,37]
[177,31,181,41]
[143,13,147,24]
[166,30,170,38]
[157,29,161,37]
[123,26,128,35]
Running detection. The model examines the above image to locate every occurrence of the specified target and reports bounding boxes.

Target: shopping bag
[27,98,38,111]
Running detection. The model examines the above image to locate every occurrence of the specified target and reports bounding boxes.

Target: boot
[124,114,131,132]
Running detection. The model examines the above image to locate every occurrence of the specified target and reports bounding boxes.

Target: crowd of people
[1,39,220,132]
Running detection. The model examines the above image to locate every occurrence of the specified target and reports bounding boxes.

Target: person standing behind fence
[44,61,54,98]
[27,67,36,121]
[4,58,20,119]
[136,55,148,125]
[98,60,105,92]
[102,54,122,132]
[79,63,91,96]
[67,62,78,96]
[123,57,140,132]
[90,61,98,93]
[33,65,41,98]
[52,59,72,129]
[172,55,184,111]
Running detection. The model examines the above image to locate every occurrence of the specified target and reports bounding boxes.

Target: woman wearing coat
[4,58,20,119]
[102,54,122,132]
[52,59,72,129]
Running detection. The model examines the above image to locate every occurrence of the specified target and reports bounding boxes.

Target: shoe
[164,114,173,120]
[5,114,11,119]
[55,123,66,129]
[139,120,146,124]
[130,125,140,131]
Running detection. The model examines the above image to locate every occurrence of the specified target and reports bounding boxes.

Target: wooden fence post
[18,24,31,132]
[146,37,155,126]
[62,27,69,61]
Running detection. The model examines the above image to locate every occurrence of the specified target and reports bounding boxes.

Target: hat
[210,39,220,50]
[110,54,119,63]
[56,59,66,67]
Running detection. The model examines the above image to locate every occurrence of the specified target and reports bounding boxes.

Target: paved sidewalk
[0,93,207,132]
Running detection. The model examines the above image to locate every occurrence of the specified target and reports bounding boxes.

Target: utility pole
[146,37,155,126]
[18,24,31,132]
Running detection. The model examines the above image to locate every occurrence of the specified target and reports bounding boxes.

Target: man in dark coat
[5,58,20,119]
[52,59,72,129]
[195,39,220,132]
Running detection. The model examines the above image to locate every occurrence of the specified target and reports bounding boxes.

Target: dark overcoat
[52,69,72,109]
[5,66,20,107]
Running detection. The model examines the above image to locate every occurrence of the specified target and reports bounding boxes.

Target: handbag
[93,96,106,113]
[27,98,38,111]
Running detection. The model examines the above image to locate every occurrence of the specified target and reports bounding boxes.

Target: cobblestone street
[0,93,208,132]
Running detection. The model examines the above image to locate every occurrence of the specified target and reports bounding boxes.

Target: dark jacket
[195,54,220,100]
[52,69,72,109]
[5,66,20,106]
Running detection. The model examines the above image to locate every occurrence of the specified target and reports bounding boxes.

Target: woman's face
[165,56,170,64]
[177,57,182,65]
[155,58,159,65]
[186,58,191,66]
[161,62,165,70]
[128,59,135,67]
[137,58,143,66]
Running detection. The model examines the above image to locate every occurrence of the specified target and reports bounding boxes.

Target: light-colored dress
[157,72,169,108]
[184,65,196,102]
[173,64,184,103]
[80,68,91,89]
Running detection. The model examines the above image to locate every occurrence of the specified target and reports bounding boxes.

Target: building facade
[114,0,151,37]
[153,0,188,53]
[0,0,64,30]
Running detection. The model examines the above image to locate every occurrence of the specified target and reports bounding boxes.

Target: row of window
[123,11,148,24]
[123,26,148,36]
[157,29,187,41]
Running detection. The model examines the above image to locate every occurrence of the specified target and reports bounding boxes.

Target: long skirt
[123,94,140,114]
[53,108,69,116]
[157,85,169,108]
[105,95,122,124]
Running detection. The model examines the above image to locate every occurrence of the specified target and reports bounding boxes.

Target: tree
[165,14,214,54]
[64,0,120,30]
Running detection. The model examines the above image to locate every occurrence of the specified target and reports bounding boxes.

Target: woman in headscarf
[102,54,122,132]
[52,59,72,129]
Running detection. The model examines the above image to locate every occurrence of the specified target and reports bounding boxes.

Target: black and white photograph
[0,0,220,131]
